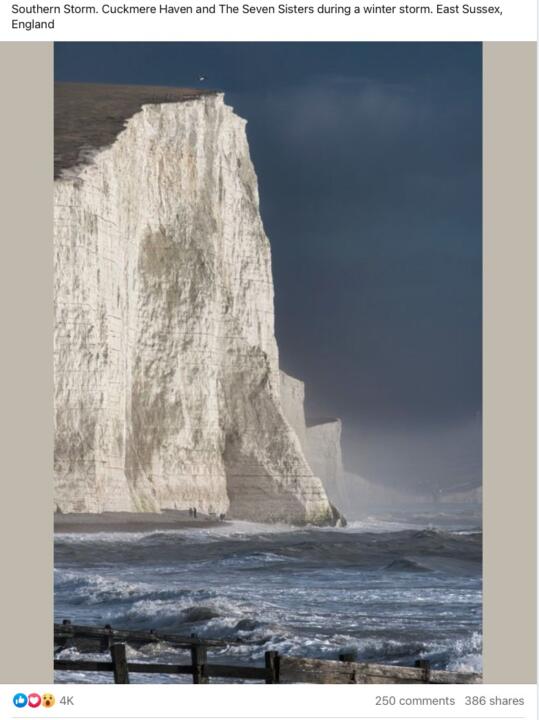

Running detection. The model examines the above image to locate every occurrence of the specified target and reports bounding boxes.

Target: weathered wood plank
[265,650,279,684]
[111,643,129,684]
[206,664,267,680]
[280,656,419,683]
[55,660,114,673]
[55,660,193,676]
[429,669,483,684]
[54,622,237,648]
[279,656,481,685]
[55,659,265,679]
[126,663,193,674]
[191,641,208,684]
[415,659,431,683]
[99,624,113,652]
[55,656,481,685]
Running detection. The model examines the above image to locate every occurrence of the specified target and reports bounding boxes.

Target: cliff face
[305,421,346,511]
[279,372,347,516]
[54,87,333,524]
[279,372,307,447]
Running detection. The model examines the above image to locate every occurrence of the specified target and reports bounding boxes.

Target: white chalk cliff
[54,87,336,524]
[279,372,347,514]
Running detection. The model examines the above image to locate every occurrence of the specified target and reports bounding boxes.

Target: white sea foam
[54,520,299,545]
[55,524,482,682]
[448,654,483,673]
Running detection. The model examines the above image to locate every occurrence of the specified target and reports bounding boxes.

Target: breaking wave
[55,523,482,682]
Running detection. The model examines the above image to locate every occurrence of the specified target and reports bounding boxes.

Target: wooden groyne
[54,621,482,685]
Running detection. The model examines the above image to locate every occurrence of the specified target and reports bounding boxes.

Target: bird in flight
[199,74,207,82]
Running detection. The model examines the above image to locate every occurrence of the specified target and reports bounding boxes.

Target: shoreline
[54,510,225,533]
[54,506,483,535]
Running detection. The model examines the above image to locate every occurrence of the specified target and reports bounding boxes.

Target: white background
[2,684,538,720]
[0,0,537,42]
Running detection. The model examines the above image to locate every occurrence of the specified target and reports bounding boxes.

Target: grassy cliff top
[55,82,217,178]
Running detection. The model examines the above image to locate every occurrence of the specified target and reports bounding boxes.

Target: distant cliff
[280,372,347,516]
[54,83,335,525]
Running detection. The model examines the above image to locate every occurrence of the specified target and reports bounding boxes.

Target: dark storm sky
[55,43,482,492]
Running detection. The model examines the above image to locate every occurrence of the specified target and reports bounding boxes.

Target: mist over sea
[54,515,482,683]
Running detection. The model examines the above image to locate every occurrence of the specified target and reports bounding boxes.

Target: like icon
[28,694,41,708]
[13,694,27,708]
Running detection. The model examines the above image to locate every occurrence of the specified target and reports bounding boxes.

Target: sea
[54,513,482,683]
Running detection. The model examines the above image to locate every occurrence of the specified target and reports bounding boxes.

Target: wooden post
[415,659,431,683]
[190,635,208,684]
[339,652,358,683]
[100,624,113,652]
[110,643,130,684]
[265,651,279,684]
[59,619,73,649]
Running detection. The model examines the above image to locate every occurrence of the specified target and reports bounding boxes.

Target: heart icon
[28,694,41,708]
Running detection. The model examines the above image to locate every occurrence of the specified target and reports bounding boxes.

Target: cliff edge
[54,83,334,524]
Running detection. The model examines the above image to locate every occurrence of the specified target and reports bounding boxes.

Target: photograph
[53,41,482,684]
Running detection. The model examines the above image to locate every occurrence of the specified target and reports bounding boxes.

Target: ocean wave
[447,653,483,673]
[54,569,220,608]
[107,594,258,634]
[55,520,299,545]
[56,571,180,604]
[335,518,428,533]
[55,517,481,547]
[55,523,482,681]
[384,558,431,572]
[56,526,482,571]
